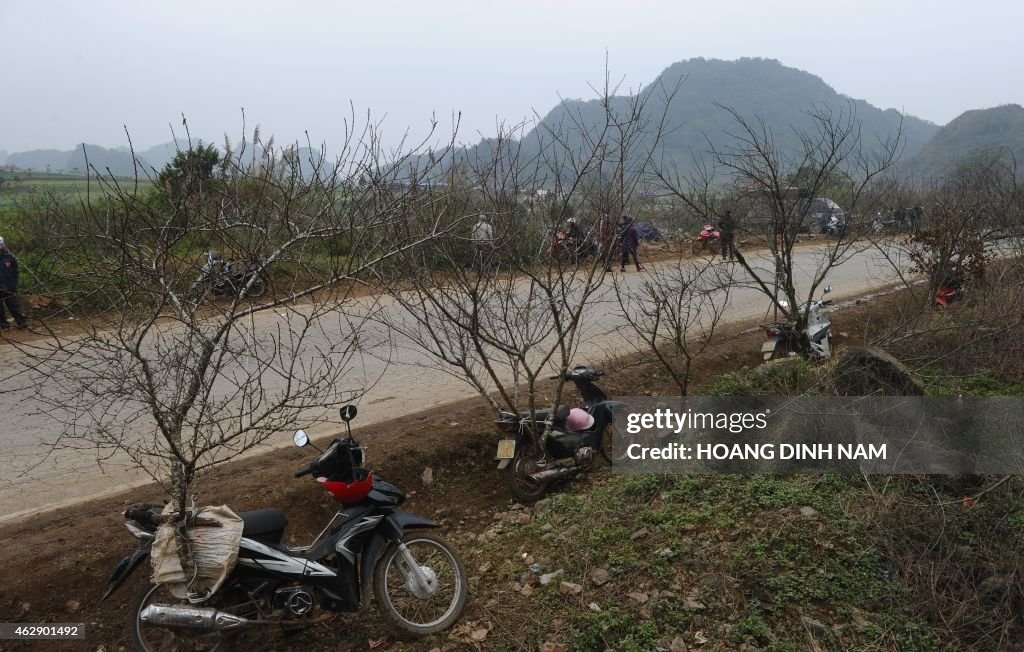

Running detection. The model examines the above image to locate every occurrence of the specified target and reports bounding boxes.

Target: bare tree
[870,148,1023,307]
[612,258,734,395]
[5,116,463,590]
[376,69,678,444]
[654,101,902,355]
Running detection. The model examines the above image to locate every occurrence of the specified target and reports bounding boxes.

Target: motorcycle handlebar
[124,507,159,526]
[294,466,314,478]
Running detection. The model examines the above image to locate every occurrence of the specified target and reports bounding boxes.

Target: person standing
[619,215,643,272]
[718,210,737,261]
[600,214,617,271]
[0,237,28,329]
[471,214,495,276]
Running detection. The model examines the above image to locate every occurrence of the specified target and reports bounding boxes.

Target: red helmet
[318,468,373,503]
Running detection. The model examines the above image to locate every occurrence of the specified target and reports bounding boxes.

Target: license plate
[760,340,777,353]
[496,439,516,459]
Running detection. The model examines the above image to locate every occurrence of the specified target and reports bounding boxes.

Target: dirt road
[0,243,902,521]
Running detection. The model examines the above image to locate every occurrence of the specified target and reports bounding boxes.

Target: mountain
[5,149,73,173]
[138,138,213,171]
[460,58,940,183]
[6,144,150,176]
[67,144,150,177]
[902,104,1024,180]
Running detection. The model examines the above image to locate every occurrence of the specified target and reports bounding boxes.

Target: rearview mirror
[778,300,790,309]
[340,404,358,422]
[823,285,832,294]
[293,430,309,448]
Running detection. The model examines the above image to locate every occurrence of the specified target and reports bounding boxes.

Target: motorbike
[191,251,268,301]
[822,215,847,238]
[691,224,722,256]
[934,275,965,308]
[494,365,625,503]
[550,227,598,262]
[102,405,468,651]
[760,286,834,361]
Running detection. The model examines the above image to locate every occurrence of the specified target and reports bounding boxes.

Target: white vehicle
[760,286,834,361]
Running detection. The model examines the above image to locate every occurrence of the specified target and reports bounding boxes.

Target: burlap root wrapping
[150,505,244,602]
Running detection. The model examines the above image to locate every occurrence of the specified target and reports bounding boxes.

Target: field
[0,169,152,213]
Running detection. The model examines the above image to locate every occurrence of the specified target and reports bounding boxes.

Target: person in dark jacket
[719,210,737,261]
[618,216,643,272]
[0,237,28,329]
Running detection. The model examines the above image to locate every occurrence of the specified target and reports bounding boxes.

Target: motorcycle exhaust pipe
[139,604,248,631]
[529,467,578,483]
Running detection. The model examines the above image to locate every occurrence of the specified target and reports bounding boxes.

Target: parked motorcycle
[102,405,467,651]
[691,224,722,256]
[191,251,268,301]
[494,365,624,503]
[550,224,598,262]
[822,214,847,238]
[760,286,834,361]
[934,274,965,308]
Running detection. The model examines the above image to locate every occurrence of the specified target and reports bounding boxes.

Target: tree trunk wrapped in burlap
[150,505,244,602]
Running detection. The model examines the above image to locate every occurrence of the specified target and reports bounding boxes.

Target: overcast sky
[2,0,1021,153]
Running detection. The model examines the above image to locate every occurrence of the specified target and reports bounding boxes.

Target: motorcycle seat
[239,508,289,543]
[518,409,552,421]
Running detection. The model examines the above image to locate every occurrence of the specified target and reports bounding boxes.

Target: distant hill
[457,58,940,183]
[2,138,335,181]
[137,138,196,170]
[902,104,1024,180]
[5,149,73,173]
[6,144,151,177]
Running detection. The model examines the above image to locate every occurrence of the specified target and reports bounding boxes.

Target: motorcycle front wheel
[373,533,467,637]
[243,275,267,299]
[598,424,616,464]
[690,240,705,256]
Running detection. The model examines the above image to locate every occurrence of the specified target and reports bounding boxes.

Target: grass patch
[472,473,944,650]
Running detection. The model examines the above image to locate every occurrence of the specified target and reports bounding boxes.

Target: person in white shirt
[471,214,495,276]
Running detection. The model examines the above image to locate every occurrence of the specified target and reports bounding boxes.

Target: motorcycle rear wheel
[373,533,467,637]
[502,443,551,503]
[129,583,258,652]
[767,340,791,361]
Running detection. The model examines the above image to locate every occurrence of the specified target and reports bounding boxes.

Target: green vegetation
[473,473,951,650]
[918,369,1024,396]
[0,169,152,213]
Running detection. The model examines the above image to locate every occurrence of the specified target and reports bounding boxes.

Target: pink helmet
[566,408,595,431]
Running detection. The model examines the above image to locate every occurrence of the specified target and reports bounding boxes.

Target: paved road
[0,243,904,522]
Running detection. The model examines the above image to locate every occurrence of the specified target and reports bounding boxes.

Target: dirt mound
[832,346,924,396]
